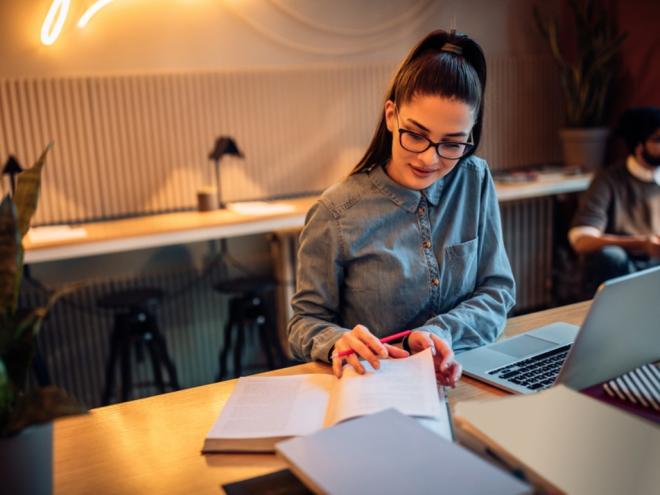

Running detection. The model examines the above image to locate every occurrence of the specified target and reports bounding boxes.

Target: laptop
[457,266,660,394]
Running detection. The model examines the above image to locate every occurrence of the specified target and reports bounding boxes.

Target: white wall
[1,0,554,78]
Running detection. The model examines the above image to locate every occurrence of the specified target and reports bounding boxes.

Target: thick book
[203,348,449,452]
[276,408,531,495]
[454,385,660,495]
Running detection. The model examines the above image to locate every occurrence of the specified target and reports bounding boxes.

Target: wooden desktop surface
[24,196,317,263]
[54,301,590,495]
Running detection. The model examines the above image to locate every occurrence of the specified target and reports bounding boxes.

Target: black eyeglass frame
[394,108,474,160]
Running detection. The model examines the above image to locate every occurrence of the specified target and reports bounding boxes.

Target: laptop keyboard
[487,345,572,391]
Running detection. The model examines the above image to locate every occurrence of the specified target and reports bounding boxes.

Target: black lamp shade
[209,137,244,161]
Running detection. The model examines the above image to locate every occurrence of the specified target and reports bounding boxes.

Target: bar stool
[100,288,180,404]
[215,277,284,380]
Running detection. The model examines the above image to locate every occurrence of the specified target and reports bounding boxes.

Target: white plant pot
[0,422,53,495]
[559,127,609,169]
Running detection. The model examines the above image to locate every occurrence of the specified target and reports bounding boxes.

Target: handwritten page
[209,375,334,440]
[327,348,442,425]
[417,384,452,440]
[204,349,450,452]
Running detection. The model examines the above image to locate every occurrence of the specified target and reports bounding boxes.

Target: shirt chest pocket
[438,237,479,307]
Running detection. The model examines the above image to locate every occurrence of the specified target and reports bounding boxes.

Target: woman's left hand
[408,331,462,387]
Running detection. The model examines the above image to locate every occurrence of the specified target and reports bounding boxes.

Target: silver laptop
[457,266,660,394]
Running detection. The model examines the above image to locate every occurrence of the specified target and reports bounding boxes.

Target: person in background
[288,30,515,384]
[569,107,660,291]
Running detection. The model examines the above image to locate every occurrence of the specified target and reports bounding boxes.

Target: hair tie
[441,42,463,55]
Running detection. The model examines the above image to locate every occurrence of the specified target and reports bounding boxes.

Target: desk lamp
[208,136,244,208]
[2,155,23,195]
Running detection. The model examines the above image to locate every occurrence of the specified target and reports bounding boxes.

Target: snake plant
[0,143,85,437]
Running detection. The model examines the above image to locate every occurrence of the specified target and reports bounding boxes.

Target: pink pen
[334,330,412,359]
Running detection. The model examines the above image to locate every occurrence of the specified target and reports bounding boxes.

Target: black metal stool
[215,278,284,380]
[100,288,180,404]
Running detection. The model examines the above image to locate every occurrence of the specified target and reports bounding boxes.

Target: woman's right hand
[331,324,409,378]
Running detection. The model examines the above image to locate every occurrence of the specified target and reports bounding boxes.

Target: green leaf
[14,143,52,239]
[532,5,549,39]
[1,309,43,393]
[546,19,568,70]
[0,197,20,312]
[4,386,87,436]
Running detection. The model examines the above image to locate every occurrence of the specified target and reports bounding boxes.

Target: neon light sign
[40,0,115,46]
[77,0,114,28]
[40,0,71,46]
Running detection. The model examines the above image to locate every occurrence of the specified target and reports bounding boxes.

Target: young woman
[288,30,515,385]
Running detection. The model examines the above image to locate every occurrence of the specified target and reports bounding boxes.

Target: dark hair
[616,107,660,154]
[351,30,487,174]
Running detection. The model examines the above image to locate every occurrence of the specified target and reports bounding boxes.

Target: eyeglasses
[395,109,474,160]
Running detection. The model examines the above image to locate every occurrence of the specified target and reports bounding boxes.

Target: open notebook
[203,348,449,452]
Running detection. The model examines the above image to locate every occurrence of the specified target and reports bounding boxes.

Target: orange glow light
[40,0,71,45]
[78,0,115,28]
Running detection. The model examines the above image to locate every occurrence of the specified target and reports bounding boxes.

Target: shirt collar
[627,155,660,185]
[368,164,444,212]
[422,177,444,206]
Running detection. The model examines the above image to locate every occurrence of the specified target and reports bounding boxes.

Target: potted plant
[534,0,627,169]
[0,143,86,495]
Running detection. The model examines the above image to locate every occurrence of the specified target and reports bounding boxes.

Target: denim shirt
[288,156,515,363]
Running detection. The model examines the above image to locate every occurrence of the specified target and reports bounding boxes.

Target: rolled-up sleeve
[416,168,516,352]
[572,173,611,231]
[568,173,611,248]
[288,201,349,362]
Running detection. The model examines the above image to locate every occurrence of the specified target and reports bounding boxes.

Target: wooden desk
[54,301,590,495]
[24,197,317,264]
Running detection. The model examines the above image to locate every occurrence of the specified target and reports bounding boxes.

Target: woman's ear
[384,100,396,133]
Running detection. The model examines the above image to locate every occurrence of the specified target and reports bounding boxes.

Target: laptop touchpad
[490,335,555,358]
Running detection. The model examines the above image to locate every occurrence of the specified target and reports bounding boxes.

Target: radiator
[500,197,555,314]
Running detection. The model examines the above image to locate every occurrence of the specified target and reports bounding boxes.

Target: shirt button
[423,240,432,249]
[431,278,440,286]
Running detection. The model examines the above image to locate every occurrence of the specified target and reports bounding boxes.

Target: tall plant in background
[0,143,85,438]
[534,0,627,128]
